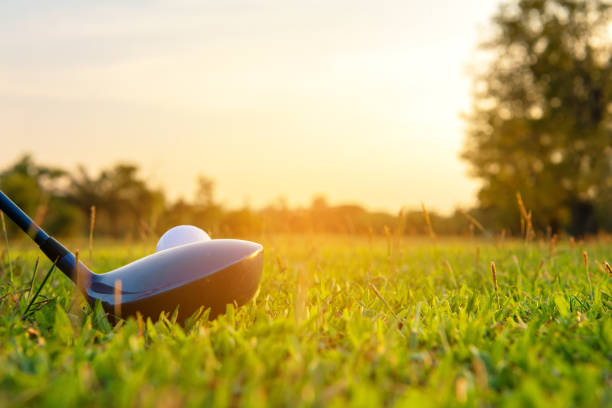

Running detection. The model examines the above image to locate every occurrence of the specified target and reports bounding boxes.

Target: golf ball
[156,225,211,252]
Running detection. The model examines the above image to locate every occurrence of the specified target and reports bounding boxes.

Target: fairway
[1,235,610,407]
[3,0,612,406]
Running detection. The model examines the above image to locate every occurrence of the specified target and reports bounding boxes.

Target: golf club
[0,190,264,322]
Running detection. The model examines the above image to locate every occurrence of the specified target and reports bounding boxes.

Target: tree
[0,154,81,236]
[68,163,165,238]
[462,0,612,235]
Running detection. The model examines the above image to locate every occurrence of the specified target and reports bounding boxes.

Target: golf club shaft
[0,190,78,280]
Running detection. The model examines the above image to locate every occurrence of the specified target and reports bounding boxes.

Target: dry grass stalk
[136,312,144,337]
[604,261,612,278]
[0,212,12,281]
[491,261,500,306]
[369,283,396,318]
[74,250,80,291]
[69,249,86,316]
[527,209,533,238]
[114,279,122,318]
[421,202,436,239]
[491,261,498,292]
[458,209,485,233]
[516,192,534,240]
[89,205,96,263]
[275,255,286,274]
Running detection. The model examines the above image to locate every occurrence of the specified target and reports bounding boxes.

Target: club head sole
[118,247,263,322]
[87,240,264,323]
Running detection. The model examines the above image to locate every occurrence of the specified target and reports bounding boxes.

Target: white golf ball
[156,225,211,252]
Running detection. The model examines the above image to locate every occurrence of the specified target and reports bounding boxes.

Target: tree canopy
[463,0,612,235]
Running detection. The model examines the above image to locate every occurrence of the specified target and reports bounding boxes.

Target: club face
[86,239,264,322]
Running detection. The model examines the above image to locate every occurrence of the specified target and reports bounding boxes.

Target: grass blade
[26,257,40,304]
[22,257,58,319]
[369,282,406,338]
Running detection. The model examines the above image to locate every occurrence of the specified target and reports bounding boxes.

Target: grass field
[0,234,611,407]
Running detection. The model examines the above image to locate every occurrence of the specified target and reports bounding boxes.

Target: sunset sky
[0,0,500,213]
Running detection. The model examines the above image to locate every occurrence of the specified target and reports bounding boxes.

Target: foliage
[68,163,166,239]
[0,155,73,236]
[0,155,481,238]
[463,0,612,236]
[0,235,610,406]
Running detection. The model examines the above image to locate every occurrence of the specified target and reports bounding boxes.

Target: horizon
[0,0,501,215]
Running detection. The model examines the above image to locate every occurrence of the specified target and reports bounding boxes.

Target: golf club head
[0,191,264,323]
[86,239,264,322]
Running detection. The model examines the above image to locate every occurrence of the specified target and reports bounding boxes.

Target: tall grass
[89,205,96,264]
[420,202,436,239]
[0,212,12,281]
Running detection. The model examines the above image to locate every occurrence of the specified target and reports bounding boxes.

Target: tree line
[0,154,479,239]
[1,149,608,239]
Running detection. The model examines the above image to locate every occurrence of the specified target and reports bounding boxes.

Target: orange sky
[0,1,500,214]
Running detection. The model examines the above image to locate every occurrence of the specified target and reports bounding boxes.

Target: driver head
[87,239,264,322]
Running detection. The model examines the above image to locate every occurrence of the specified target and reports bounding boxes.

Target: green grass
[0,234,611,407]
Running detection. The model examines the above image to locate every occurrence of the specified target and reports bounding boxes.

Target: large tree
[68,164,165,238]
[462,0,612,235]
